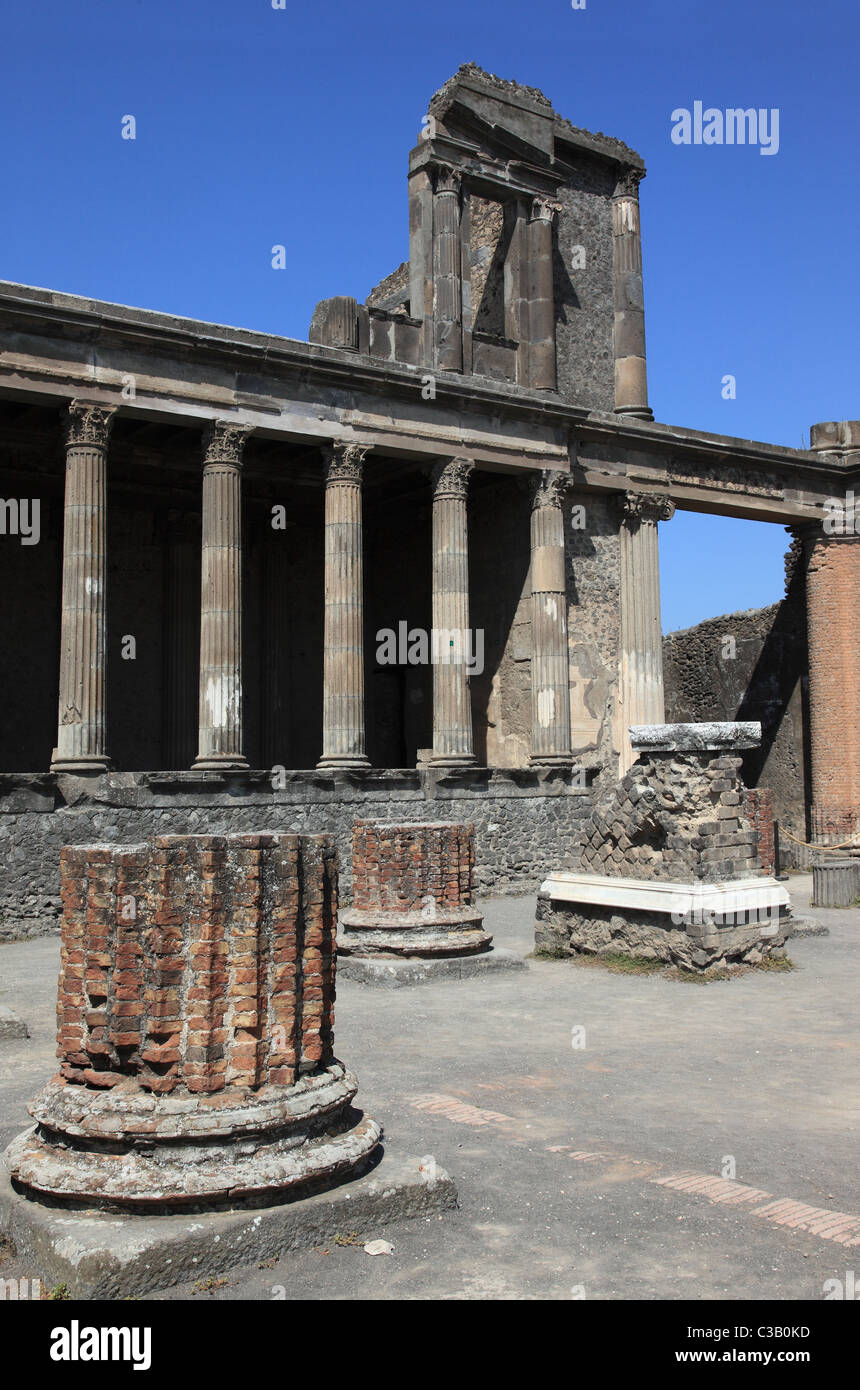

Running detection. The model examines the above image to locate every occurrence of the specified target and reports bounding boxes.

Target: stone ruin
[4,833,380,1209]
[535,723,792,972]
[338,820,524,982]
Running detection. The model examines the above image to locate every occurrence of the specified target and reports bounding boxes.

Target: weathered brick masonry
[804,534,860,841]
[4,832,380,1209]
[340,820,491,958]
[745,787,775,875]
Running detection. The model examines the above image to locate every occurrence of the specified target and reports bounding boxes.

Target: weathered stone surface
[0,1150,456,1298]
[629,722,762,753]
[0,1004,28,1041]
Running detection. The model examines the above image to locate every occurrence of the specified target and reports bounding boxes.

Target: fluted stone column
[432,165,463,373]
[51,401,116,773]
[194,420,251,770]
[317,443,370,770]
[163,510,199,769]
[430,457,475,767]
[527,198,560,391]
[529,470,573,767]
[618,491,674,773]
[613,167,653,421]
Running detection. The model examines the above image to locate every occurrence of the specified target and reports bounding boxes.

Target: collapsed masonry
[4,834,380,1209]
[535,723,791,972]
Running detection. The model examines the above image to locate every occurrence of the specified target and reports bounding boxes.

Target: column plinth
[618,491,674,774]
[317,443,370,770]
[430,457,476,767]
[193,420,250,770]
[51,400,117,774]
[529,470,573,768]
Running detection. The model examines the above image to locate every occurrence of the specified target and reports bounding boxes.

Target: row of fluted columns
[50,400,674,776]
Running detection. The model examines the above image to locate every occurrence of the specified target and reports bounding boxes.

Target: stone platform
[0,1148,456,1298]
[337,947,526,986]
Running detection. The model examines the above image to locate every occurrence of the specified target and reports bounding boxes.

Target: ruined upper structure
[310,63,652,418]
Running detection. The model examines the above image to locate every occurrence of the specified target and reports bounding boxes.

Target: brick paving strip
[408,1098,860,1249]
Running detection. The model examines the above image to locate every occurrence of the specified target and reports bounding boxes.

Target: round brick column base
[4,1061,380,1211]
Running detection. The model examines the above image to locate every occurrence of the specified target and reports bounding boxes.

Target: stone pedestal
[51,401,116,773]
[4,833,380,1209]
[535,723,798,973]
[430,457,476,766]
[529,470,572,767]
[194,421,250,770]
[318,443,370,770]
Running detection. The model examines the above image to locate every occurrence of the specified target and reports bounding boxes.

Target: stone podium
[535,723,795,972]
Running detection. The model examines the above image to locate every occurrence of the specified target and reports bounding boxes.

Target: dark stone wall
[0,770,590,940]
[553,158,616,412]
[663,588,810,855]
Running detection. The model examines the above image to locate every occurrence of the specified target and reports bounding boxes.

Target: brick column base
[4,833,380,1211]
[339,820,491,958]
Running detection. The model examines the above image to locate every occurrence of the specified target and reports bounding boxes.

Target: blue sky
[1,0,855,631]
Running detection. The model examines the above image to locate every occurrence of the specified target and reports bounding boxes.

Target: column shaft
[194,421,250,769]
[527,200,559,390]
[52,401,116,773]
[430,457,475,765]
[618,492,674,773]
[529,471,572,766]
[163,511,198,769]
[613,167,653,421]
[432,166,463,373]
[318,443,369,769]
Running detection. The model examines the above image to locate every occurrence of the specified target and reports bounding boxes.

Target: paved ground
[1,875,858,1301]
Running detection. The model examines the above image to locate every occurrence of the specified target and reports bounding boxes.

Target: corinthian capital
[531,468,573,511]
[530,197,562,224]
[621,491,675,526]
[63,400,117,450]
[432,456,474,501]
[322,441,370,485]
[432,164,461,197]
[613,166,644,199]
[203,419,253,468]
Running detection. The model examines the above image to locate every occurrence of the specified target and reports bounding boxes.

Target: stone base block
[338,906,492,958]
[0,1004,29,1040]
[337,946,526,987]
[0,1148,457,1299]
[4,1062,381,1212]
[536,872,793,972]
